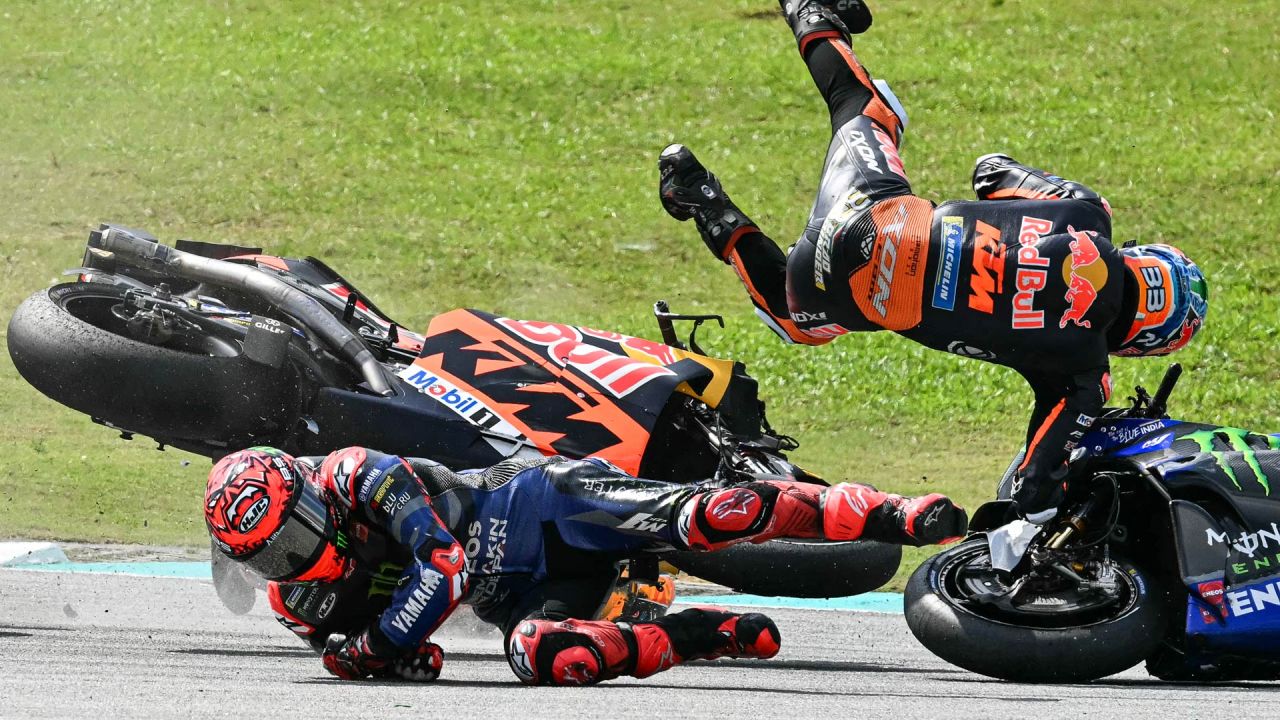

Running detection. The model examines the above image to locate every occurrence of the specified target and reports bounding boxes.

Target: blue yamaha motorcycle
[906,364,1280,682]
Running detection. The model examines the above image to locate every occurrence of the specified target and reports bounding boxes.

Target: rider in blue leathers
[205,446,965,684]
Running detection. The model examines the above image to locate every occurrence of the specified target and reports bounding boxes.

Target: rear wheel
[7,284,298,448]
[905,537,1167,682]
[666,538,901,598]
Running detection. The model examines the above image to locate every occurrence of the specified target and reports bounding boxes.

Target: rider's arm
[972,154,1111,216]
[1014,364,1112,522]
[323,448,469,654]
[266,581,327,652]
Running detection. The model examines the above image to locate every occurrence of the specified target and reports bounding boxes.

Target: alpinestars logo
[332,455,359,506]
[710,489,759,520]
[508,632,535,681]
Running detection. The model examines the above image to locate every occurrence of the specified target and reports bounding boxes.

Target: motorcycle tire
[7,284,297,444]
[665,538,901,598]
[904,537,1167,683]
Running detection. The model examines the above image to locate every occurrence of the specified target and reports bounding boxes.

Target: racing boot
[659,143,759,263]
[822,483,968,546]
[507,609,779,686]
[652,608,780,663]
[779,0,873,55]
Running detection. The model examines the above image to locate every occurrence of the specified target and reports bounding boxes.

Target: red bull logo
[1059,226,1108,328]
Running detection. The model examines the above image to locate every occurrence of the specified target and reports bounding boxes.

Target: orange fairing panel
[407,310,714,475]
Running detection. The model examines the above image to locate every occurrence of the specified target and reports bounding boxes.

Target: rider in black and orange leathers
[660,0,1209,522]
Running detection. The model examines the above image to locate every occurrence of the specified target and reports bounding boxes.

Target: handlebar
[652,300,724,355]
[90,224,395,396]
[1146,363,1182,419]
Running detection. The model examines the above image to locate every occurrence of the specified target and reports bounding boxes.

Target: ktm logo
[967,221,1005,314]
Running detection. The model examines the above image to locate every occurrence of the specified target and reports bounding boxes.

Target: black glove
[390,641,444,682]
[322,631,393,680]
[323,631,443,682]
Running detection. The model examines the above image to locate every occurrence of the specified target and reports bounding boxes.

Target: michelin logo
[931,216,963,311]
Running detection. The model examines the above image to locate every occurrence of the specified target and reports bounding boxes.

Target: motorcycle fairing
[404,310,725,475]
[1183,569,1280,657]
[1086,419,1280,655]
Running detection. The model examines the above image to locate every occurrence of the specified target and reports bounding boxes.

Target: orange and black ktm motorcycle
[8,224,900,601]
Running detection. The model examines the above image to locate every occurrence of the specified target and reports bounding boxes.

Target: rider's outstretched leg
[677,480,967,550]
[506,608,780,686]
[780,0,901,138]
[658,144,824,345]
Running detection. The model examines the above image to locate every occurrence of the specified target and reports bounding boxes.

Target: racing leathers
[266,447,964,685]
[659,1,1134,521]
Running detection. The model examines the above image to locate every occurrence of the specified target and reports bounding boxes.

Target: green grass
[2,1,1278,588]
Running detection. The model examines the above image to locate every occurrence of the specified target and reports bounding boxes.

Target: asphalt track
[2,569,1277,719]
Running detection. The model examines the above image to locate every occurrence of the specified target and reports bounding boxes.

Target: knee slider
[507,620,605,686]
[678,484,778,550]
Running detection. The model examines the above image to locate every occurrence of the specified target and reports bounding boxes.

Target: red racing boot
[676,480,966,550]
[506,609,780,686]
[823,484,967,546]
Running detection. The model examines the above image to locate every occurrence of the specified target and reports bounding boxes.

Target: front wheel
[904,538,1167,682]
[665,538,901,598]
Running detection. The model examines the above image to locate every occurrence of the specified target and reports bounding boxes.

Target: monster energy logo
[1179,427,1280,494]
[1207,524,1280,559]
[367,561,405,599]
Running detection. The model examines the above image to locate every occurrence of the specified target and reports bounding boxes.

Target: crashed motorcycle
[8,224,901,605]
[906,364,1280,682]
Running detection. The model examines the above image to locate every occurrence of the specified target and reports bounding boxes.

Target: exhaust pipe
[90,224,394,397]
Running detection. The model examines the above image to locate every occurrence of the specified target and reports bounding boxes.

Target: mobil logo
[1059,225,1109,329]
[401,368,485,414]
[397,365,528,448]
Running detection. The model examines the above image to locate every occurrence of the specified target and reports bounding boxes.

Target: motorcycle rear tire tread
[666,538,901,598]
[7,285,298,446]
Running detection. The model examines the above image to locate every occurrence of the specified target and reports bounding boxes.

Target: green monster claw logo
[1178,427,1280,494]
[368,561,404,599]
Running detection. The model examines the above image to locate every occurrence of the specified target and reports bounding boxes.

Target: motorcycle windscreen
[399,309,718,474]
